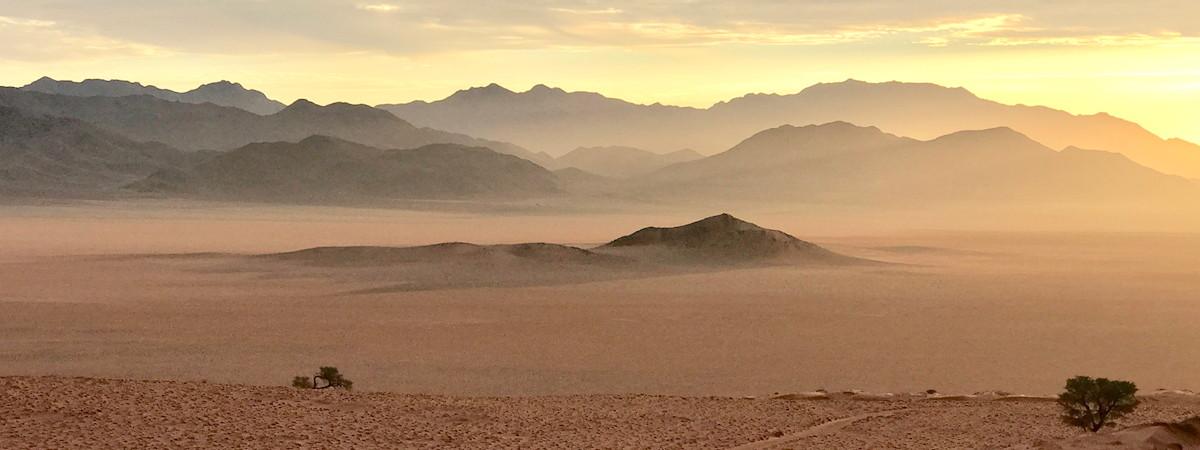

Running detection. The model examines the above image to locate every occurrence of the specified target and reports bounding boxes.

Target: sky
[2,0,1198,142]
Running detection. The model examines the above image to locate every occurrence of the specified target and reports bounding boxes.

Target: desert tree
[291,366,353,390]
[1057,376,1138,432]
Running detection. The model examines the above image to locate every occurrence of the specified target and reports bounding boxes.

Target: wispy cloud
[548,7,624,16]
[357,3,403,13]
[0,15,56,27]
[3,1,1198,56]
[0,15,170,62]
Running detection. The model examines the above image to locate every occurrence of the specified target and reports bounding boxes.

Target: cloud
[0,15,56,27]
[548,7,624,15]
[2,1,1198,57]
[357,3,403,13]
[0,15,170,62]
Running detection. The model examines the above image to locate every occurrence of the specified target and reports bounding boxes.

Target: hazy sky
[3,0,1198,142]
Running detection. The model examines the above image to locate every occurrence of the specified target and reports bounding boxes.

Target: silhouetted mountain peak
[27,76,57,87]
[296,134,351,146]
[205,80,240,87]
[285,98,319,110]
[800,79,978,99]
[528,84,567,95]
[23,77,289,114]
[277,100,394,120]
[450,83,516,100]
[812,120,879,132]
[555,145,705,177]
[191,80,245,93]
[726,121,900,155]
[929,126,1046,150]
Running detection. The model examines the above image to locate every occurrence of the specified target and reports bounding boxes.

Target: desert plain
[2,201,1198,448]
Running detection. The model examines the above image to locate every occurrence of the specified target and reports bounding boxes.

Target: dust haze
[3,202,1198,399]
[5,40,1200,447]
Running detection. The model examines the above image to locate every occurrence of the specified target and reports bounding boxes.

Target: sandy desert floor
[3,205,1200,395]
[2,202,1199,447]
[3,376,1199,449]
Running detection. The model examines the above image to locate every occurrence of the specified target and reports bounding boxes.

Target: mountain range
[380,80,1200,179]
[1,76,1197,215]
[22,77,286,115]
[0,88,550,165]
[551,146,703,178]
[130,136,558,203]
[0,105,201,196]
[625,122,1197,207]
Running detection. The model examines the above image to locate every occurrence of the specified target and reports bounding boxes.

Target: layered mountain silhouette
[629,122,1198,207]
[0,105,200,195]
[380,80,1200,179]
[22,77,286,115]
[130,135,557,203]
[2,77,1196,213]
[597,213,862,265]
[380,83,702,158]
[553,146,702,178]
[0,88,549,165]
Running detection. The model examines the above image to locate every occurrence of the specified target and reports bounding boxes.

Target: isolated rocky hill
[599,213,862,265]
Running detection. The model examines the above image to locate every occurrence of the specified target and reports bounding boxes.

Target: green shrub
[1057,376,1138,432]
[291,376,314,389]
[290,366,353,390]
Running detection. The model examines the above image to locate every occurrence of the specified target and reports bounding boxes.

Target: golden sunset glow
[3,1,1197,142]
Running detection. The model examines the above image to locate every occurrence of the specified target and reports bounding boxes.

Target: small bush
[291,366,353,390]
[1057,376,1138,432]
[291,376,314,389]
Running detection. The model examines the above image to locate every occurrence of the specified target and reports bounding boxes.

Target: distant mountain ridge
[629,121,1198,207]
[553,146,703,178]
[0,105,199,195]
[22,77,287,115]
[380,80,1200,179]
[130,135,558,203]
[381,84,703,158]
[0,88,549,164]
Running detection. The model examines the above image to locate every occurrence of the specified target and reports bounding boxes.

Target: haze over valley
[3,1,1200,448]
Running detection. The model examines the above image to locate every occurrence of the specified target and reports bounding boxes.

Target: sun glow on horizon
[1,1,1198,143]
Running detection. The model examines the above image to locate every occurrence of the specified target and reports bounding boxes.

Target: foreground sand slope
[1023,416,1200,450]
[3,377,1198,449]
